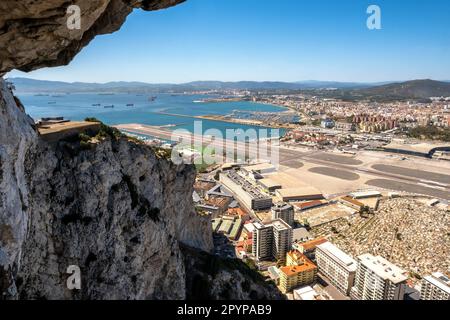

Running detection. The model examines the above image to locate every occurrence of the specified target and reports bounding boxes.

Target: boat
[92,103,101,106]
[126,103,134,107]
[149,96,157,102]
[104,105,114,108]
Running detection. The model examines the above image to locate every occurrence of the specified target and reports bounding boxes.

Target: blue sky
[7,0,450,83]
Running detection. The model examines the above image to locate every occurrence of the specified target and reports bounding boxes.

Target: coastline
[154,111,294,129]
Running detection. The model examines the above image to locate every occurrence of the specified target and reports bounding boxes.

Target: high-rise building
[279,251,317,293]
[350,254,408,300]
[252,219,293,262]
[271,202,295,227]
[252,222,273,261]
[315,242,357,296]
[272,219,293,262]
[420,272,450,300]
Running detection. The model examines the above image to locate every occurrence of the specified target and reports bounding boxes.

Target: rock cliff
[0,0,185,75]
[0,1,282,300]
[0,78,213,299]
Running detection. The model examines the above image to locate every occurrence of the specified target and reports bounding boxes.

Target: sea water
[18,93,286,138]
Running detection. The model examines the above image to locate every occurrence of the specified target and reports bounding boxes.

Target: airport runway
[116,124,450,200]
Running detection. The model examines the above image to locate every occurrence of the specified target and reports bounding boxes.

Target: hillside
[350,79,450,101]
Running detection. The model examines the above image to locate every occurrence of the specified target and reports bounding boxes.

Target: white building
[351,254,408,300]
[315,242,357,296]
[293,286,322,300]
[252,219,293,262]
[420,272,450,300]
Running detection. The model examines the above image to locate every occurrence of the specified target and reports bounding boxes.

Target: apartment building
[420,272,450,300]
[252,219,293,262]
[279,252,317,293]
[272,219,293,262]
[252,222,274,261]
[271,202,295,227]
[315,242,357,296]
[350,254,408,300]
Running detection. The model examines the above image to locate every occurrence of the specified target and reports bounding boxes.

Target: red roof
[294,200,324,210]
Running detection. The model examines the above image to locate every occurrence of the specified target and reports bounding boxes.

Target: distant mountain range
[7,77,386,93]
[7,77,450,101]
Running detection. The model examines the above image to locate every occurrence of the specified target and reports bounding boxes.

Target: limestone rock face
[0,79,37,298]
[0,77,212,299]
[0,0,185,75]
[18,133,212,299]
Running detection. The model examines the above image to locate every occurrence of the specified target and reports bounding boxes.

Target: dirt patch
[0,224,14,245]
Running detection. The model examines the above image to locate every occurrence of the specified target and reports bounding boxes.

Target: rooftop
[349,191,382,199]
[280,256,317,276]
[259,178,282,189]
[294,200,326,210]
[276,187,323,198]
[340,196,365,208]
[423,272,450,294]
[299,237,327,251]
[294,286,321,300]
[271,219,292,231]
[272,202,294,212]
[317,242,357,272]
[358,253,408,284]
[194,179,216,192]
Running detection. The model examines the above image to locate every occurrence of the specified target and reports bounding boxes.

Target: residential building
[316,242,357,296]
[351,253,408,300]
[420,272,450,300]
[271,202,295,227]
[252,222,274,261]
[252,219,293,262]
[272,219,293,262]
[279,254,318,294]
